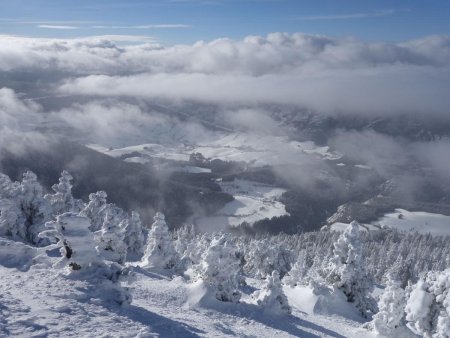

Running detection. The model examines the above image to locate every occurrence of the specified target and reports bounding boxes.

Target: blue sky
[0,0,449,44]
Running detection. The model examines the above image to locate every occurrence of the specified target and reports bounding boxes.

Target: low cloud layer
[1,32,450,118]
[0,88,50,157]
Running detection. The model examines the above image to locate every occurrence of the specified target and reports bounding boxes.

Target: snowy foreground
[1,171,450,337]
[0,254,367,338]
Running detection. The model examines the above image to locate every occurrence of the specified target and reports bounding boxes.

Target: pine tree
[198,234,241,303]
[141,212,178,269]
[0,200,25,239]
[96,205,128,264]
[326,221,375,317]
[372,274,407,335]
[80,191,108,232]
[284,249,308,287]
[122,211,145,260]
[254,270,291,315]
[18,171,51,244]
[44,171,81,217]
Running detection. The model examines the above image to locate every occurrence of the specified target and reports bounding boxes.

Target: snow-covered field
[194,179,288,232]
[372,209,450,235]
[87,132,342,168]
[329,209,450,236]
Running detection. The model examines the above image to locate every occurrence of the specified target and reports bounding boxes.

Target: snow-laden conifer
[122,211,145,260]
[141,212,178,269]
[44,171,82,217]
[0,171,52,245]
[198,234,241,303]
[326,221,375,317]
[284,249,308,287]
[80,190,108,232]
[372,274,407,335]
[96,205,128,264]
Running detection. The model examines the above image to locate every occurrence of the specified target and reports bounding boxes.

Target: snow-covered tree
[254,270,291,315]
[122,211,145,260]
[0,173,18,199]
[39,213,132,306]
[39,213,100,270]
[0,172,51,243]
[141,212,178,269]
[14,171,51,244]
[96,205,128,264]
[198,234,241,303]
[80,191,108,232]
[405,268,450,337]
[174,224,195,258]
[372,275,408,336]
[244,239,293,279]
[0,200,25,240]
[284,249,309,287]
[44,171,82,217]
[326,221,375,317]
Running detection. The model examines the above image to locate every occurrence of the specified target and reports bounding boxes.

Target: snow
[123,157,150,164]
[284,284,318,315]
[330,208,450,235]
[172,166,211,174]
[0,237,373,338]
[329,222,380,232]
[195,134,341,166]
[405,281,433,323]
[87,132,342,168]
[354,164,371,170]
[372,209,450,235]
[195,179,288,232]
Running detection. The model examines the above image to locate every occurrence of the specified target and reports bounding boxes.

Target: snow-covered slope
[329,208,450,235]
[0,243,367,338]
[372,209,450,235]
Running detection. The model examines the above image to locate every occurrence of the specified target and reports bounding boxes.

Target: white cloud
[92,24,191,29]
[0,88,50,157]
[59,66,450,118]
[1,32,450,118]
[37,25,79,30]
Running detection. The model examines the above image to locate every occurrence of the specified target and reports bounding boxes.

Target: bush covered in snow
[405,268,450,337]
[39,213,100,270]
[371,275,408,336]
[197,234,242,303]
[254,270,291,315]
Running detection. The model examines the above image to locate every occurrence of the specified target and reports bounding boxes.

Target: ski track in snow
[0,263,370,338]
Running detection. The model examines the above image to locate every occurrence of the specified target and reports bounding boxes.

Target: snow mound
[0,238,39,271]
[285,284,363,321]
